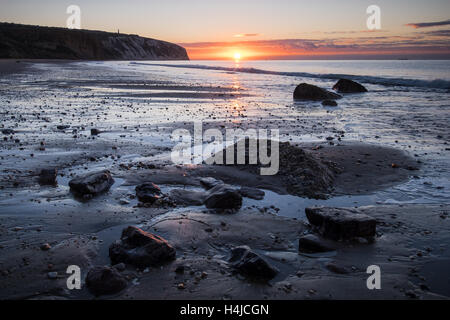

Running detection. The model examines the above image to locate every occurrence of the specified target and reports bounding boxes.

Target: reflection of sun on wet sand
[0,60,449,300]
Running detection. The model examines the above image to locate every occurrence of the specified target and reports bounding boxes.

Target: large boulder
[333,79,368,93]
[204,184,243,210]
[229,246,278,280]
[294,83,342,101]
[305,207,376,241]
[85,266,127,296]
[109,226,176,268]
[135,183,162,203]
[69,170,114,196]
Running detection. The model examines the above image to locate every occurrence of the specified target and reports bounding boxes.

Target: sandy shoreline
[0,60,449,300]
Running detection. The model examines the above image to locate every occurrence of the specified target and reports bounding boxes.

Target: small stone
[47,272,58,279]
[229,246,278,280]
[135,183,162,204]
[69,170,114,197]
[175,265,185,274]
[113,263,126,272]
[39,168,58,186]
[40,243,51,251]
[204,184,243,210]
[298,234,335,253]
[305,207,376,240]
[91,128,101,136]
[322,100,338,107]
[109,226,176,268]
[86,266,127,296]
[200,177,224,190]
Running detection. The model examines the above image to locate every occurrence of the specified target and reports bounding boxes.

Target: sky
[1,0,449,59]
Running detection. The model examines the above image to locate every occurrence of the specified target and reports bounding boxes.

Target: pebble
[40,243,51,251]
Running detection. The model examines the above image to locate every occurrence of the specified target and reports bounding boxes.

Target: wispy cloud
[233,33,260,38]
[179,32,450,59]
[406,19,450,28]
[424,29,450,37]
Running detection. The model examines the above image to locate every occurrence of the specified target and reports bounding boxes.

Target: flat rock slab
[109,226,176,268]
[69,170,114,196]
[305,207,376,241]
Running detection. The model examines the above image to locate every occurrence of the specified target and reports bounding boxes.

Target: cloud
[424,29,450,37]
[406,19,450,28]
[179,33,450,59]
[233,33,260,38]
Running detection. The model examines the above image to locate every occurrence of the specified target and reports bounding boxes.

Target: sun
[233,52,241,61]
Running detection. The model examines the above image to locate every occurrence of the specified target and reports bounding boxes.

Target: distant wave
[130,62,450,90]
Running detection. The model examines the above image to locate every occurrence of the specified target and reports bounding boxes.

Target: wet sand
[0,60,449,300]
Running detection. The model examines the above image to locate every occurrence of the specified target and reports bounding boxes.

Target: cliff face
[0,23,189,60]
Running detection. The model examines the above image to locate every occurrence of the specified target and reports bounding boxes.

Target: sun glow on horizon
[233,52,242,61]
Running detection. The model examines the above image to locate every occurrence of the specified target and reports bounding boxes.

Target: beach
[0,59,449,299]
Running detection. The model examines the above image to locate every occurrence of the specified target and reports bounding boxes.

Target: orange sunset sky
[1,0,449,59]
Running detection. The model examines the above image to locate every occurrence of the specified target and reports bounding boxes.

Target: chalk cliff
[0,22,189,60]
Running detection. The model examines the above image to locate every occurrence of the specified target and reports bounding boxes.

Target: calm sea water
[103,59,450,206]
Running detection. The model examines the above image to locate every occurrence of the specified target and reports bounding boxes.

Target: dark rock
[322,100,338,107]
[305,207,376,240]
[199,177,224,190]
[175,265,185,274]
[204,184,243,210]
[229,246,278,280]
[91,128,101,136]
[1,129,14,135]
[239,187,265,200]
[169,189,206,206]
[56,125,70,130]
[135,183,162,203]
[112,263,126,272]
[40,243,51,251]
[85,266,127,296]
[39,168,58,185]
[325,261,350,274]
[298,234,336,253]
[109,226,176,268]
[69,170,114,197]
[333,79,368,93]
[294,83,342,101]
